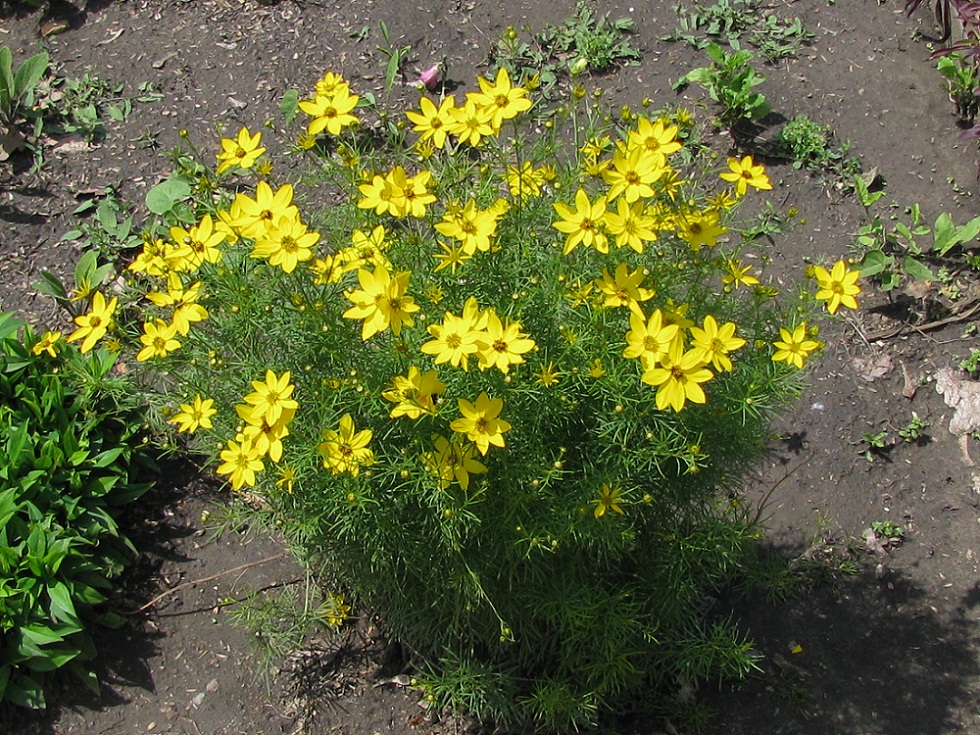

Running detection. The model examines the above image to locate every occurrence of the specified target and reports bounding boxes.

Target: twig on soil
[863,296,980,342]
[127,551,289,614]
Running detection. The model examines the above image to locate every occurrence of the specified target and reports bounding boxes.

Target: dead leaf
[862,527,889,558]
[935,368,980,465]
[0,125,26,160]
[901,362,918,399]
[40,19,71,38]
[852,353,893,382]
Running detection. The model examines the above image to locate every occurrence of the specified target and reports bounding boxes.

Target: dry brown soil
[2,1,980,733]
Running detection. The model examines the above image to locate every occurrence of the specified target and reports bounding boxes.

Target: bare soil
[3,1,980,733]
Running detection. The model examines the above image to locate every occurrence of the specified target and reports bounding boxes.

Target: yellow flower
[233,182,298,240]
[433,240,472,274]
[342,265,419,340]
[592,483,625,518]
[319,592,352,628]
[421,434,487,491]
[146,275,209,336]
[467,66,532,130]
[216,127,265,174]
[588,358,606,379]
[628,117,682,157]
[405,95,456,149]
[623,308,678,368]
[299,86,360,136]
[722,259,760,290]
[434,198,500,254]
[642,342,714,412]
[448,98,495,147]
[170,395,217,434]
[720,155,773,196]
[169,214,225,271]
[603,198,657,253]
[314,71,349,98]
[813,260,861,314]
[68,291,117,353]
[237,403,295,463]
[450,392,511,455]
[242,369,299,427]
[689,315,745,373]
[476,310,535,374]
[276,466,296,494]
[506,162,544,199]
[421,308,483,370]
[595,263,655,314]
[250,214,320,273]
[552,188,609,254]
[357,173,399,216]
[772,324,820,369]
[217,436,264,491]
[318,414,375,476]
[382,366,446,419]
[31,331,61,357]
[534,361,561,387]
[388,166,438,219]
[602,145,666,202]
[676,209,726,252]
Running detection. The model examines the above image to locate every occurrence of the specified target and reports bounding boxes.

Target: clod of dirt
[934,367,980,465]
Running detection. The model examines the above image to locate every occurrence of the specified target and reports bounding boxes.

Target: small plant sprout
[898,412,930,443]
[859,430,890,462]
[675,42,770,134]
[871,519,905,543]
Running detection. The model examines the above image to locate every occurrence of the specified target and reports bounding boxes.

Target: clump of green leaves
[898,412,930,443]
[675,42,770,131]
[960,348,980,377]
[936,52,980,123]
[34,71,128,142]
[859,430,890,462]
[671,0,813,61]
[857,204,980,291]
[870,519,904,542]
[0,46,49,160]
[537,1,639,73]
[0,312,151,708]
[60,188,145,265]
[775,115,861,180]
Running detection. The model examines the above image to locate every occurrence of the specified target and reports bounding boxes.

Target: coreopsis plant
[115,68,859,732]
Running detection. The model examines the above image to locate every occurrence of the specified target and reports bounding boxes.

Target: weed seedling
[870,519,905,543]
[537,1,639,73]
[898,412,930,443]
[859,430,890,461]
[675,42,770,132]
[960,348,980,377]
[936,53,980,123]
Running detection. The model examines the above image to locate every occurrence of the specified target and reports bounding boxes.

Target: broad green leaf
[903,257,936,282]
[932,212,957,255]
[145,178,191,215]
[280,89,299,125]
[47,582,80,625]
[0,47,14,112]
[858,249,894,277]
[13,51,48,99]
[5,673,46,709]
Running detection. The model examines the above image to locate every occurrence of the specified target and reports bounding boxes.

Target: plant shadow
[703,542,980,735]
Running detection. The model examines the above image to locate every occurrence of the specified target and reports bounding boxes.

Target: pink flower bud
[418,64,441,91]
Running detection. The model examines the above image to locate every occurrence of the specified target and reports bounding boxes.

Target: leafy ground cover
[2,1,980,734]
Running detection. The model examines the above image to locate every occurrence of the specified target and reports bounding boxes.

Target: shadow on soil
[707,542,980,735]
